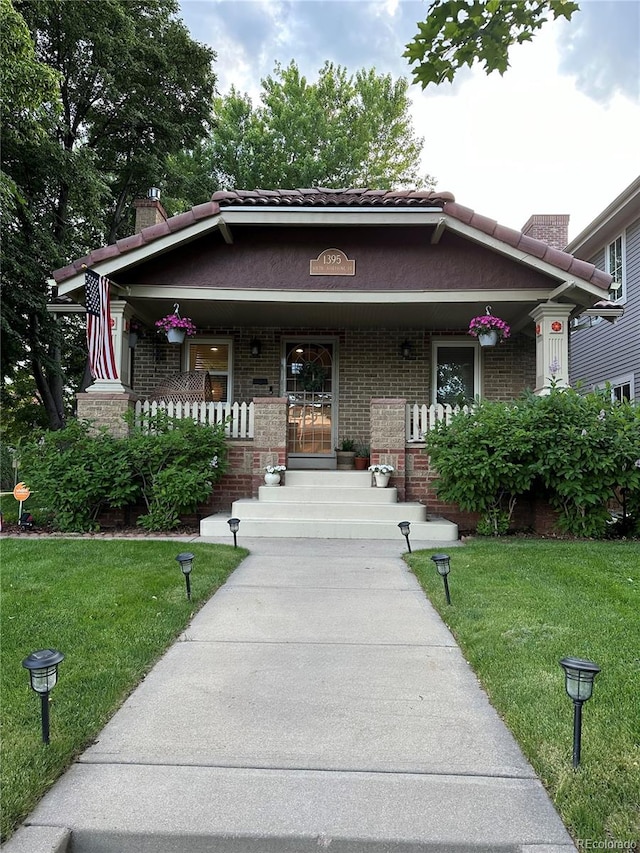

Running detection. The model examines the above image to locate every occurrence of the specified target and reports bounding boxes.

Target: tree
[164,60,431,206]
[1,0,216,431]
[404,0,580,89]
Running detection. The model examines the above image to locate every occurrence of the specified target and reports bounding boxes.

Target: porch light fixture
[559,656,601,768]
[22,648,64,744]
[398,521,412,553]
[400,340,414,360]
[176,552,195,600]
[250,338,262,357]
[227,517,240,548]
[430,553,452,605]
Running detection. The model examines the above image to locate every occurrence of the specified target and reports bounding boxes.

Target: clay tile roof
[210,188,455,208]
[49,187,611,293]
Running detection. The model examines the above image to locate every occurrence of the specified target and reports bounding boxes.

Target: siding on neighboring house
[569,215,640,400]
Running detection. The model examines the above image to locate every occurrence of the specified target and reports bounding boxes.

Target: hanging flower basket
[468,310,510,346]
[155,304,196,344]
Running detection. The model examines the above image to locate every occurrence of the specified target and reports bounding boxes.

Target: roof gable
[51,188,612,295]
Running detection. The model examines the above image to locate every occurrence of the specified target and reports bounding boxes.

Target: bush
[125,411,228,530]
[18,414,229,532]
[19,420,136,531]
[426,388,640,538]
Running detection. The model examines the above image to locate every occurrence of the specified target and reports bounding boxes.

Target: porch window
[433,341,479,406]
[606,234,626,302]
[186,340,231,401]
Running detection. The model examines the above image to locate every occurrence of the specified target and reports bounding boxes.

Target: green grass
[408,539,640,846]
[0,539,247,842]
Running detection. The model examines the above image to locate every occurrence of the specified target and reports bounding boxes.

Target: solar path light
[22,649,64,744]
[227,517,240,548]
[176,552,195,600]
[398,521,412,553]
[559,656,601,768]
[430,553,452,605]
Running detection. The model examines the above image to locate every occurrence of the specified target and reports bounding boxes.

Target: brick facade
[85,328,555,534]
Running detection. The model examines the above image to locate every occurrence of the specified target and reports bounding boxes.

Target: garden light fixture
[559,656,601,768]
[176,552,195,600]
[430,553,452,605]
[398,521,412,553]
[227,517,240,548]
[22,648,64,744]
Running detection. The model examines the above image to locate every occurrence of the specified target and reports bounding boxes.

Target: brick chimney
[521,214,570,251]
[133,187,168,233]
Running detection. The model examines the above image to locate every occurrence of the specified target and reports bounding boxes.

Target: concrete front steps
[200,470,458,541]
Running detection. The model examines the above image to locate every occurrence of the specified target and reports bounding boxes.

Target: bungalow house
[567,176,640,401]
[49,188,613,539]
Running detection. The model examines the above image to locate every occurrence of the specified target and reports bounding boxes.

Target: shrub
[125,412,228,530]
[19,420,136,531]
[18,414,229,532]
[425,388,640,538]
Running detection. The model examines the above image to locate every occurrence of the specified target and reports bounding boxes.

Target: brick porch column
[252,397,288,496]
[76,391,138,438]
[370,398,406,500]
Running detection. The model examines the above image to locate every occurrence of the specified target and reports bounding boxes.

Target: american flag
[85,269,118,380]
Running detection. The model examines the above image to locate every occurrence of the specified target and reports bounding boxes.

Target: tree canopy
[164,60,431,211]
[1,0,216,433]
[404,0,580,89]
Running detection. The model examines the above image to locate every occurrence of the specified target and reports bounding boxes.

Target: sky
[177,0,640,241]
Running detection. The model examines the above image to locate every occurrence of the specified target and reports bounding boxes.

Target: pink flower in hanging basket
[468,314,511,341]
[155,313,197,336]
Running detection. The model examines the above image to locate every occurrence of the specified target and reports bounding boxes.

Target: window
[596,374,634,402]
[611,374,633,402]
[433,341,480,406]
[613,382,632,403]
[606,233,626,302]
[186,340,231,401]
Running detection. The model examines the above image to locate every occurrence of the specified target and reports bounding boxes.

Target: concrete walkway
[5,538,576,853]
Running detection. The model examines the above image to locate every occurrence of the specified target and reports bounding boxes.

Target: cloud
[179,0,427,94]
[557,1,639,104]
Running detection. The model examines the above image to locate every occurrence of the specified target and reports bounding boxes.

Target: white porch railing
[134,400,255,438]
[406,403,470,442]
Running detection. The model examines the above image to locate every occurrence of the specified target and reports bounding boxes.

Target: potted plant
[468,311,511,347]
[354,443,370,470]
[264,464,286,486]
[336,439,356,470]
[128,318,144,348]
[155,305,197,345]
[368,463,395,487]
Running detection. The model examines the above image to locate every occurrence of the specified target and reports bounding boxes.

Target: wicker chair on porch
[149,371,213,404]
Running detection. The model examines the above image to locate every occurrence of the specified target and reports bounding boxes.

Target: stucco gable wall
[126,226,556,293]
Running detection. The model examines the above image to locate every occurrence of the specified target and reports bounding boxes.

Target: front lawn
[408,539,640,846]
[0,538,247,842]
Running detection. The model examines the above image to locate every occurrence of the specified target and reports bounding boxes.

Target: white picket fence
[405,403,471,442]
[134,400,255,438]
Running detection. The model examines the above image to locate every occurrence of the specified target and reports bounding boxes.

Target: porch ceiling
[127,291,557,335]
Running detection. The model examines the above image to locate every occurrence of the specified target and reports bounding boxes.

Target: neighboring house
[567,176,640,402]
[49,188,613,537]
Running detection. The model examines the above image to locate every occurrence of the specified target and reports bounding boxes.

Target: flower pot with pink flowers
[155,304,197,344]
[468,308,511,347]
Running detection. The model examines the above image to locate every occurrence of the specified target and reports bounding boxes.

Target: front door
[284,341,335,468]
